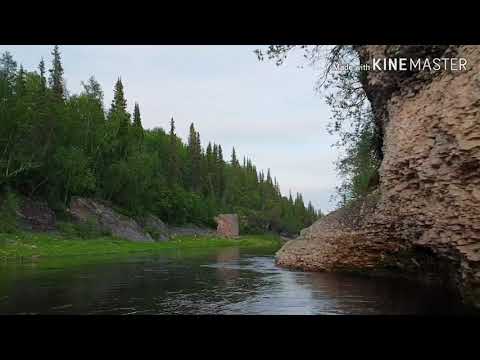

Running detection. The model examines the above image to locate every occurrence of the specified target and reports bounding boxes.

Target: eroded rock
[276,45,480,309]
[138,214,170,242]
[18,198,56,232]
[69,197,153,242]
[215,214,239,237]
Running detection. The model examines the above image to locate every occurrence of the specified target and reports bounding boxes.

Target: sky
[1,45,341,213]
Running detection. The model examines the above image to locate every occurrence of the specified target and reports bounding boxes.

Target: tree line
[0,46,320,234]
[256,45,381,206]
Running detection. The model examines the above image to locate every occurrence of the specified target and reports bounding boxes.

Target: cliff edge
[276,45,480,308]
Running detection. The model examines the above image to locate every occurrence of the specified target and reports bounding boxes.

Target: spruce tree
[194,130,202,192]
[108,78,130,159]
[167,117,180,187]
[231,147,239,167]
[187,123,201,192]
[266,169,272,184]
[38,58,46,91]
[217,145,225,198]
[110,78,127,115]
[212,144,219,193]
[132,102,144,150]
[204,142,214,195]
[206,142,213,170]
[15,65,26,97]
[48,45,64,100]
[133,103,142,128]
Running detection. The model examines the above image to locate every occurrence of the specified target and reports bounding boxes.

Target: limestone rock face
[277,45,480,308]
[215,214,239,237]
[69,197,153,243]
[138,214,170,242]
[276,191,401,273]
[18,198,56,232]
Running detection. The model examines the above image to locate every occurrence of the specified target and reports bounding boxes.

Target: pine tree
[48,45,64,100]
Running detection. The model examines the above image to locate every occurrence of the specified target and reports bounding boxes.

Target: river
[0,246,468,314]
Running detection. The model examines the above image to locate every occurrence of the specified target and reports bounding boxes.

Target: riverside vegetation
[0,46,320,258]
[0,231,281,261]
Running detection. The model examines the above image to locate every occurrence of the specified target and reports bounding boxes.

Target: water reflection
[0,247,469,315]
[214,247,241,283]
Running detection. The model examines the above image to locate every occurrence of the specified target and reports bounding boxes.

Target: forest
[0,46,320,235]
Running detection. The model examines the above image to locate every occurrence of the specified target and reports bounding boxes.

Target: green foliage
[53,146,96,204]
[57,218,109,239]
[0,192,19,233]
[335,119,380,205]
[0,47,318,237]
[0,232,282,260]
[48,45,64,100]
[256,45,382,207]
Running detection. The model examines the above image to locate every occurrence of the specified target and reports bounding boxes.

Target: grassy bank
[0,231,282,261]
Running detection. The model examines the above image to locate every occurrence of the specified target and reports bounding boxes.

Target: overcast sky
[1,45,341,213]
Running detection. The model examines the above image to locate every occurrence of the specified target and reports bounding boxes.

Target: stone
[276,45,480,309]
[68,197,153,242]
[18,198,56,232]
[138,214,170,242]
[214,214,239,237]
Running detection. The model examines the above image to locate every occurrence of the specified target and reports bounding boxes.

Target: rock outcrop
[215,214,239,237]
[69,197,154,242]
[68,197,218,242]
[277,45,480,308]
[138,214,170,242]
[18,198,56,232]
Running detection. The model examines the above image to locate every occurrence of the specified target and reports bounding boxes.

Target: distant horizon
[1,45,341,213]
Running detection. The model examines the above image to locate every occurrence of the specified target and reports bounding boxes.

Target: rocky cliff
[215,214,240,237]
[69,197,155,242]
[277,45,480,308]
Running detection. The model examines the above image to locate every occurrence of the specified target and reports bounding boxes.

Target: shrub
[0,192,19,233]
[57,217,109,239]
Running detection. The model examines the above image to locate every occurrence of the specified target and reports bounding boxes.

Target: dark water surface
[0,247,469,314]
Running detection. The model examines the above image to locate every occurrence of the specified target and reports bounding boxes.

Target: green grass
[0,231,282,261]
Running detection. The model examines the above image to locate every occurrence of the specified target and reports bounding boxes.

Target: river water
[0,247,469,314]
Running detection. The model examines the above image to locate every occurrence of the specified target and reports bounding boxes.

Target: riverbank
[0,232,282,261]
